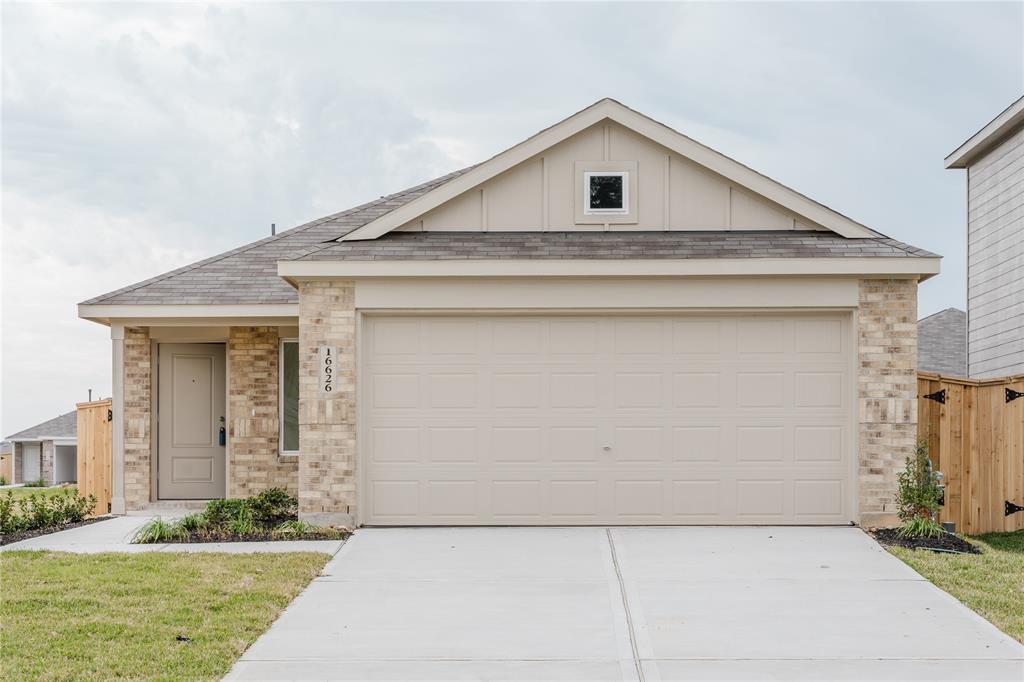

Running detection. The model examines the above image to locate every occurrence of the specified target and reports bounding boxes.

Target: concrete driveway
[227,527,1024,681]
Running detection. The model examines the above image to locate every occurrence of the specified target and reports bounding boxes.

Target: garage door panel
[363,314,854,525]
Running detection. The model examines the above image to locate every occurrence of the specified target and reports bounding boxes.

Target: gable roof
[946,94,1024,169]
[6,410,78,441]
[79,168,472,306]
[339,98,883,242]
[918,308,967,377]
[78,101,941,313]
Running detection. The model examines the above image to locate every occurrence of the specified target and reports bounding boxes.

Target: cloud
[2,1,1022,432]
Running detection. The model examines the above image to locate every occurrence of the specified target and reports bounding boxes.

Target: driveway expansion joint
[607,528,645,682]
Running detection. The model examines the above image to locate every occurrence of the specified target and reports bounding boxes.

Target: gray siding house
[917,308,967,376]
[946,94,1024,378]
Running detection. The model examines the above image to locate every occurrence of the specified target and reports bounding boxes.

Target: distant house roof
[946,94,1024,169]
[0,441,11,456]
[918,308,967,377]
[5,410,78,442]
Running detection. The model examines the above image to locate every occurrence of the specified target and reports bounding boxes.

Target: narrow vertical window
[280,339,299,454]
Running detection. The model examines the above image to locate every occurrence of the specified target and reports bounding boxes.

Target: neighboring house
[78,99,939,527]
[5,411,78,485]
[918,308,967,376]
[0,441,12,483]
[946,94,1024,378]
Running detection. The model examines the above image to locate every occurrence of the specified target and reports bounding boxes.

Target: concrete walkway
[0,515,344,554]
[227,527,1024,681]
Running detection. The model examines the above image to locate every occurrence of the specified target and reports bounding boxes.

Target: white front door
[158,343,226,499]
[362,313,855,526]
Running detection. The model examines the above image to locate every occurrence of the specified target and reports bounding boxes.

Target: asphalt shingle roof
[80,171,937,307]
[297,231,939,261]
[6,410,78,441]
[918,308,967,377]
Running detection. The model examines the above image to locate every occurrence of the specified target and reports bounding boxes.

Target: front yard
[0,551,328,680]
[889,530,1024,644]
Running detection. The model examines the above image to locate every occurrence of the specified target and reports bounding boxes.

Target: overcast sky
[2,1,1022,435]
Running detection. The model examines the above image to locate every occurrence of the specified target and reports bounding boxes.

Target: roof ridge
[79,167,471,305]
[918,307,965,323]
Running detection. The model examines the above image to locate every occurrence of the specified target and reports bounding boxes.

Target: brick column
[13,442,23,483]
[123,327,152,511]
[858,278,918,526]
[228,326,298,497]
[41,441,55,486]
[297,280,357,526]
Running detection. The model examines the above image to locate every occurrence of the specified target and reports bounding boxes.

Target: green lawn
[0,551,329,680]
[889,530,1024,644]
[4,486,75,502]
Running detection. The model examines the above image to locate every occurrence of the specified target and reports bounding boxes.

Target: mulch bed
[162,528,351,544]
[872,527,981,554]
[1,516,113,546]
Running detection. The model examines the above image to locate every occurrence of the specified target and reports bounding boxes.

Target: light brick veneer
[41,441,55,486]
[124,327,152,511]
[13,442,23,483]
[297,280,357,525]
[228,326,298,497]
[858,278,918,525]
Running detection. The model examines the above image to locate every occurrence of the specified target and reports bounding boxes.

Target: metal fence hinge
[1006,388,1024,403]
[1006,500,1024,517]
[923,389,946,404]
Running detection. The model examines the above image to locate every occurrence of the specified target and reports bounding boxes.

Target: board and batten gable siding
[397,121,827,233]
[968,122,1024,378]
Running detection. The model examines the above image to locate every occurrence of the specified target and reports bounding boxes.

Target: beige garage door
[363,313,855,526]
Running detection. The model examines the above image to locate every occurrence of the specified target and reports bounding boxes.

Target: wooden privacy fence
[76,399,112,516]
[917,372,1024,534]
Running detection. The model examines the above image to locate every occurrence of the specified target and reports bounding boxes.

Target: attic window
[584,171,628,215]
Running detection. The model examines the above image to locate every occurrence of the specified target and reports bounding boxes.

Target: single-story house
[0,441,12,483]
[78,99,939,527]
[5,410,78,486]
[918,308,967,377]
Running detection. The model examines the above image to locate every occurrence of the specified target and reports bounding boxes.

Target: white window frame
[583,171,629,215]
[279,337,300,456]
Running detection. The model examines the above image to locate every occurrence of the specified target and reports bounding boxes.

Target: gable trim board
[946,94,1024,169]
[340,99,880,241]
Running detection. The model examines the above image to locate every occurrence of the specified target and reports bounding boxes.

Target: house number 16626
[318,346,338,397]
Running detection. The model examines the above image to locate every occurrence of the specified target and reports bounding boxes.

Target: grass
[5,486,75,502]
[0,551,329,680]
[889,530,1024,643]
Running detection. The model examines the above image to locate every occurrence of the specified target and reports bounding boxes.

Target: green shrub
[0,489,97,537]
[201,498,248,527]
[896,437,945,538]
[0,475,8,486]
[133,517,185,544]
[227,506,257,536]
[247,488,296,526]
[23,478,47,488]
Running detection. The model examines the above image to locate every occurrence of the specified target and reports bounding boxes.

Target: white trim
[279,257,940,280]
[78,303,299,325]
[945,94,1024,169]
[110,323,126,514]
[339,98,880,241]
[279,338,300,457]
[583,171,629,215]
